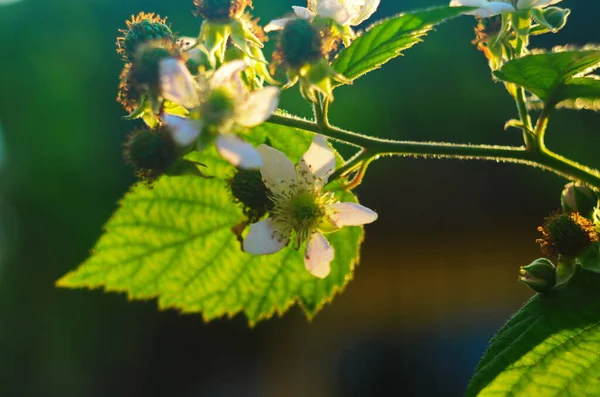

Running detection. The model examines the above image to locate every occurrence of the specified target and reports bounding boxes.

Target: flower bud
[229,169,272,222]
[561,182,598,219]
[518,258,556,293]
[124,127,177,180]
[537,212,599,258]
[117,13,175,61]
[193,0,251,22]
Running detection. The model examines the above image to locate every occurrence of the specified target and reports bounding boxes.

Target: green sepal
[165,158,214,179]
[229,20,251,57]
[578,244,600,273]
[531,7,570,34]
[492,13,512,46]
[200,22,230,65]
[556,256,577,288]
[511,10,532,37]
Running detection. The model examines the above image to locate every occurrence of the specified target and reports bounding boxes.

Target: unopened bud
[561,182,598,219]
[519,258,556,293]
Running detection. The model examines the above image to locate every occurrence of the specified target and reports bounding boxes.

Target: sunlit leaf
[494,49,600,107]
[57,123,364,325]
[332,6,472,84]
[467,269,600,396]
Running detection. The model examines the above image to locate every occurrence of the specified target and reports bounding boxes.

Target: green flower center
[202,88,236,126]
[271,188,327,246]
[292,191,325,225]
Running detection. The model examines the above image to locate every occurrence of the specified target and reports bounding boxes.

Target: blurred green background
[1,0,599,396]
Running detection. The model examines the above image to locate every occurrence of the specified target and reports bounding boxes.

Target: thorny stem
[268,112,600,191]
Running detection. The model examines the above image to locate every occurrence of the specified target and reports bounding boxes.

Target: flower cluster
[115,0,381,278]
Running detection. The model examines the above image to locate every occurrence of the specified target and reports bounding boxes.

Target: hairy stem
[268,113,600,190]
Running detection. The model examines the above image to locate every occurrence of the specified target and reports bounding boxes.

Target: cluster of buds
[113,1,381,278]
[520,182,600,293]
[453,1,570,72]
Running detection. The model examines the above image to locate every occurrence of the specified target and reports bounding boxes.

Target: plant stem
[268,113,600,190]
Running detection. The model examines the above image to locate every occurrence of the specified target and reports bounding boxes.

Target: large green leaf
[467,269,600,396]
[494,49,600,106]
[57,124,364,325]
[332,6,471,83]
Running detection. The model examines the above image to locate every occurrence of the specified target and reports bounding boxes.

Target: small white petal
[159,58,200,108]
[350,0,380,26]
[216,134,262,169]
[176,36,198,51]
[318,0,353,25]
[517,0,561,9]
[257,144,298,194]
[210,60,248,91]
[244,218,289,255]
[450,0,515,17]
[292,6,316,20]
[163,114,202,146]
[234,87,281,128]
[304,232,334,279]
[327,202,378,227]
[298,134,336,187]
[264,18,294,32]
[449,0,488,5]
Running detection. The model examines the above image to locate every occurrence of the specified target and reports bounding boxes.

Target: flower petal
[210,60,247,91]
[298,134,336,187]
[159,58,200,108]
[350,0,380,26]
[292,6,316,20]
[257,144,298,194]
[318,0,352,25]
[326,202,378,227]
[450,0,515,17]
[244,218,289,255]
[517,0,562,9]
[234,87,280,128]
[216,134,262,169]
[163,114,202,146]
[264,18,294,32]
[304,232,334,279]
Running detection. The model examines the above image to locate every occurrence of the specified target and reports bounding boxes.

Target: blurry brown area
[0,0,599,396]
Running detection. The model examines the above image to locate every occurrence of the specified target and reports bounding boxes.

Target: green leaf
[332,6,471,83]
[467,269,600,396]
[493,49,600,105]
[57,123,364,325]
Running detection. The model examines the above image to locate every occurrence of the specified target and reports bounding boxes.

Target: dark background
[1,0,599,396]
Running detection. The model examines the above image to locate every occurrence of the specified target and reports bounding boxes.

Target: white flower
[265,0,380,32]
[160,60,280,169]
[450,0,562,18]
[243,135,378,278]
